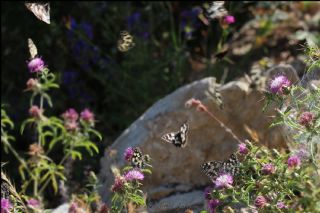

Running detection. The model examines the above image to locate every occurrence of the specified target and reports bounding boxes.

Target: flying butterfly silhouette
[131,147,151,169]
[205,1,228,20]
[25,2,50,24]
[117,31,135,52]
[161,122,189,148]
[201,153,240,181]
[28,38,38,59]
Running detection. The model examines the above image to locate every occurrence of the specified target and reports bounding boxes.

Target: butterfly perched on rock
[201,153,240,181]
[161,122,189,148]
[131,147,151,169]
[25,2,50,24]
[117,31,135,52]
[205,1,228,20]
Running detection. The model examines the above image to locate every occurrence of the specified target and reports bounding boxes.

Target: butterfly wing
[118,31,135,52]
[202,153,240,181]
[25,3,50,24]
[221,153,240,177]
[201,161,223,180]
[205,1,228,20]
[131,148,144,168]
[161,123,189,148]
[28,38,38,59]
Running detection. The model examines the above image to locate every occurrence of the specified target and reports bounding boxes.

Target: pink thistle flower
[214,173,233,189]
[287,155,301,168]
[1,198,12,213]
[223,15,235,24]
[298,111,314,127]
[269,75,291,94]
[27,198,40,208]
[29,105,43,119]
[124,169,144,181]
[27,57,45,73]
[124,147,134,161]
[65,121,79,132]
[111,176,126,193]
[207,199,220,213]
[80,108,95,125]
[276,201,287,209]
[68,202,79,213]
[25,78,40,91]
[261,163,276,175]
[185,98,202,108]
[62,108,79,122]
[238,143,248,155]
[254,195,267,208]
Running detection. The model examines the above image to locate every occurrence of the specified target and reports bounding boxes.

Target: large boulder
[99,65,299,212]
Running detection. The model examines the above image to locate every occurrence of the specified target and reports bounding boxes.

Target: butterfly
[28,38,38,59]
[131,147,151,169]
[161,122,189,148]
[117,31,135,52]
[205,1,228,20]
[201,153,240,181]
[25,2,50,24]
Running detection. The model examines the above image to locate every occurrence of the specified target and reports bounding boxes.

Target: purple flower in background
[287,155,301,168]
[1,198,12,213]
[27,57,45,73]
[238,143,248,155]
[27,198,40,208]
[124,147,134,161]
[208,199,220,213]
[276,201,287,209]
[127,12,141,30]
[214,173,233,189]
[295,147,310,160]
[261,163,276,175]
[80,22,94,39]
[269,75,291,94]
[254,195,267,208]
[124,169,144,181]
[80,108,95,124]
[223,15,235,24]
[62,108,79,122]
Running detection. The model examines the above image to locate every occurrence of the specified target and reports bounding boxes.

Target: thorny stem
[203,107,243,144]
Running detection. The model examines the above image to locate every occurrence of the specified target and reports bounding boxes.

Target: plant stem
[203,107,243,144]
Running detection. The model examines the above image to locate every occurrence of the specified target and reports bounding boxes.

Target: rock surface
[99,65,299,212]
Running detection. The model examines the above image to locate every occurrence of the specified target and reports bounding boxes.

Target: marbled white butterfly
[201,153,240,181]
[131,147,150,169]
[161,122,189,148]
[205,1,228,20]
[28,38,38,59]
[25,2,50,24]
[117,31,135,52]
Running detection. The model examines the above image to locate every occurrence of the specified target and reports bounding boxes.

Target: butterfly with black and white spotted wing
[205,1,228,20]
[201,153,240,181]
[161,122,189,148]
[25,2,50,24]
[131,147,151,169]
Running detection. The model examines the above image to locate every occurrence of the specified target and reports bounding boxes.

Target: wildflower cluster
[110,147,152,213]
[204,140,319,212]
[1,42,102,211]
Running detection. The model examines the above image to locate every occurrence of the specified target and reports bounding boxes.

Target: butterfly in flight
[25,2,50,24]
[161,122,189,148]
[117,31,135,52]
[205,1,228,20]
[131,147,151,169]
[201,153,240,181]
